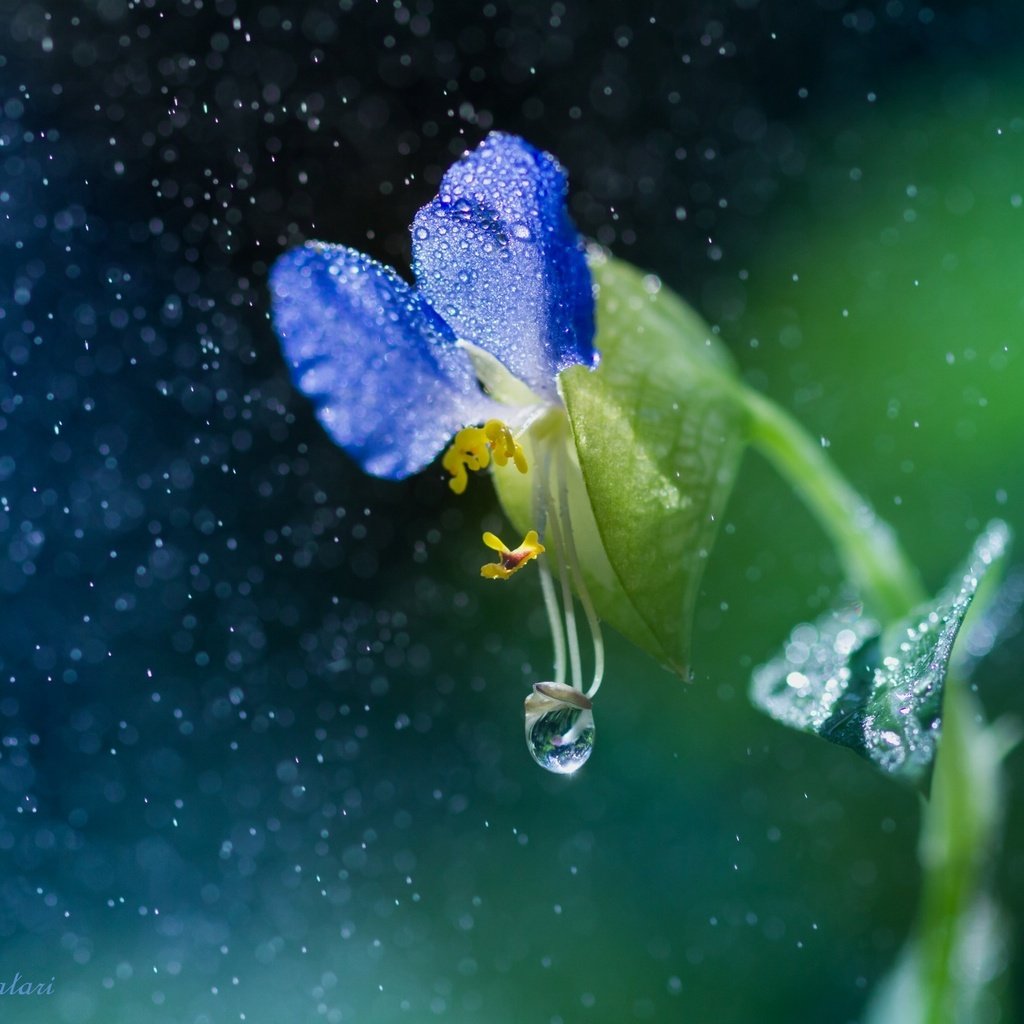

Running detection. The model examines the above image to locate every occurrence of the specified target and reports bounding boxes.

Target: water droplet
[524,682,595,775]
[511,221,531,240]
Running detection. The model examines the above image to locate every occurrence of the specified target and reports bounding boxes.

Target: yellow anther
[442,419,527,494]
[441,425,491,494]
[484,419,528,474]
[480,529,545,580]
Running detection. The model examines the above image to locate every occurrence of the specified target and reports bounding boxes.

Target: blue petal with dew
[411,133,596,398]
[270,243,498,479]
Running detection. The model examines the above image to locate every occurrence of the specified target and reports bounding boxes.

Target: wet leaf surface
[752,521,1011,786]
[558,255,748,674]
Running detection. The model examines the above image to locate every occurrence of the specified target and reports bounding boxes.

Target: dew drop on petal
[524,682,595,775]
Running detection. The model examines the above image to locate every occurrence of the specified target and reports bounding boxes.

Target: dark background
[2,1,1024,1020]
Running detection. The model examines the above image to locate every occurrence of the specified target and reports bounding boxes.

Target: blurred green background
[2,1,1024,1021]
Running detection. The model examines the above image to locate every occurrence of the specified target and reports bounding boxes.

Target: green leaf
[557,254,748,674]
[751,521,1012,785]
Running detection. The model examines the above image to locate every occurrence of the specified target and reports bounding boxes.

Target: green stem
[738,383,1005,1024]
[740,386,925,618]
[915,680,1003,1024]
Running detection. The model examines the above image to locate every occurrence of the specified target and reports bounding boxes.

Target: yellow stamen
[441,425,490,495]
[480,530,545,580]
[484,420,528,473]
[442,419,527,494]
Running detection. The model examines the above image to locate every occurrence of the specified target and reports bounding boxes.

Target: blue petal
[270,243,497,479]
[411,133,596,398]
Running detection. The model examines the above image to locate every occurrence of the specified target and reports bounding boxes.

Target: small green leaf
[558,254,748,674]
[751,521,1011,785]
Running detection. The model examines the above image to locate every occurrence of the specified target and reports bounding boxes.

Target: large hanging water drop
[524,682,595,775]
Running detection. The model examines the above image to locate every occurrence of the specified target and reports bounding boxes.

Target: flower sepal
[494,253,750,677]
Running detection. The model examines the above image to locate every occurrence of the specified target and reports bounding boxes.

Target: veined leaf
[751,521,1011,785]
[557,254,748,675]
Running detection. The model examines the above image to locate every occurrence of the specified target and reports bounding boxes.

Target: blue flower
[270,133,606,773]
[269,131,597,486]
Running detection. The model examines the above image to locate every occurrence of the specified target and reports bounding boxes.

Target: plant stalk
[741,384,1006,1024]
[740,386,924,619]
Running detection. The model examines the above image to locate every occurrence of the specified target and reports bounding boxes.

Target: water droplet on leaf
[524,682,595,775]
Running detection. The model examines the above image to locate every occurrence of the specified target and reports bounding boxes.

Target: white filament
[545,461,583,694]
[553,443,605,700]
[535,446,567,687]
